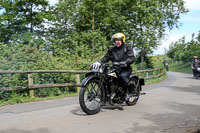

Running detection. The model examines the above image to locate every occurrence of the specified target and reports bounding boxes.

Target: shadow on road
[124,100,200,133]
[123,83,200,133]
[70,104,126,116]
[165,85,200,95]
[102,104,125,111]
[182,76,199,80]
[70,106,88,116]
[0,128,50,133]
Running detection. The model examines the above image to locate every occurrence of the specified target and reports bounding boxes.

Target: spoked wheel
[79,79,104,115]
[126,78,140,106]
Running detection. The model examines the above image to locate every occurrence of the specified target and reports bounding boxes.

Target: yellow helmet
[112,33,125,43]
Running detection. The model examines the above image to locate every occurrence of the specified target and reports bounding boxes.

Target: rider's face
[115,39,122,47]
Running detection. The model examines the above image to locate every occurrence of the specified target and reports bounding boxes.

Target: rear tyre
[79,79,104,115]
[126,78,140,106]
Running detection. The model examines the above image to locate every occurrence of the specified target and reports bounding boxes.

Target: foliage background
[0,0,188,103]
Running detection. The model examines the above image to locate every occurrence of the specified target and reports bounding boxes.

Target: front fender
[81,74,100,87]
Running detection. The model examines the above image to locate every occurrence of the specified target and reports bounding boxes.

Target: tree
[166,31,200,62]
[0,0,49,44]
[0,0,20,43]
[72,0,188,65]
[0,0,189,66]
[44,0,79,55]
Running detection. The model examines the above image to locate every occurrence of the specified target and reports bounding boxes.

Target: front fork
[97,75,106,106]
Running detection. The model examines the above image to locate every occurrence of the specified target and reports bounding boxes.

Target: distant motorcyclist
[91,33,134,101]
[162,59,169,72]
[191,56,200,77]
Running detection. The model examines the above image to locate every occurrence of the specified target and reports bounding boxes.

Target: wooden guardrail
[0,68,164,96]
[135,68,164,80]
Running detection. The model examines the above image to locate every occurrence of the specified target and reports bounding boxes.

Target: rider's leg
[192,69,196,77]
[119,69,132,101]
[194,68,198,79]
[166,66,169,72]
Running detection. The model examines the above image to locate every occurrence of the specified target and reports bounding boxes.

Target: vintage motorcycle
[79,63,145,115]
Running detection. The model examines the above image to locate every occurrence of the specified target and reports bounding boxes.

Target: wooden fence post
[76,74,81,93]
[28,74,34,97]
[146,72,149,79]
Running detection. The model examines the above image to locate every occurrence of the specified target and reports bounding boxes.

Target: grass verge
[0,92,78,106]
[145,72,167,85]
[169,62,192,74]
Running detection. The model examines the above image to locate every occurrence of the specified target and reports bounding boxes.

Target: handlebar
[102,62,127,68]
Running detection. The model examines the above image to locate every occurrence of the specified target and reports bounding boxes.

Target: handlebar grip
[112,62,127,68]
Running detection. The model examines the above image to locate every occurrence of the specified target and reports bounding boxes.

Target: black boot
[124,89,130,101]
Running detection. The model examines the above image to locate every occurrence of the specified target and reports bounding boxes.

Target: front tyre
[126,78,140,106]
[79,79,103,115]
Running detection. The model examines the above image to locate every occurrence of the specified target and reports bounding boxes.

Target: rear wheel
[79,79,104,115]
[126,78,140,106]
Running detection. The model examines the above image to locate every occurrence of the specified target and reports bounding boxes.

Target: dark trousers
[193,68,199,77]
[166,66,169,71]
[118,68,132,92]
[192,69,196,76]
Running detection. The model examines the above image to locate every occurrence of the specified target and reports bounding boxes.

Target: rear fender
[129,75,145,91]
[130,75,145,85]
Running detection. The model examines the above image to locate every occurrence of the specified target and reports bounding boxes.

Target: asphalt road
[0,71,200,133]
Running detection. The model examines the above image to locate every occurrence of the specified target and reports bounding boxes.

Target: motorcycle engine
[109,83,123,104]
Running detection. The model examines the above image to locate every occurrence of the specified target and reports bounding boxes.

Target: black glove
[119,61,127,65]
[119,61,127,67]
[113,61,127,67]
[113,62,120,66]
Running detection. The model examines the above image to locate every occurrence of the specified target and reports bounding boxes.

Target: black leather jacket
[191,59,200,68]
[100,44,134,68]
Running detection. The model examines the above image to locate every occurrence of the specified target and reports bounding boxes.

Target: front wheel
[126,78,140,106]
[79,78,104,115]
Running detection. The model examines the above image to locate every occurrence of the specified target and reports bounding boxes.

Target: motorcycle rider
[162,59,169,72]
[91,33,134,101]
[191,56,200,77]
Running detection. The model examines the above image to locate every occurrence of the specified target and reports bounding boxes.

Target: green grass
[0,92,78,106]
[145,72,167,85]
[169,62,192,74]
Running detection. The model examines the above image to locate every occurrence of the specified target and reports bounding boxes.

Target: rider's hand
[91,61,101,71]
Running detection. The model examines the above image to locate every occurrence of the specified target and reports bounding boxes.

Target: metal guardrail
[0,68,164,96]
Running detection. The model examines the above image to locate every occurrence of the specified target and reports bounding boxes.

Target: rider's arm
[191,61,194,68]
[123,46,134,65]
[100,48,112,63]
